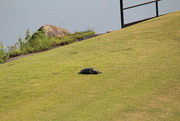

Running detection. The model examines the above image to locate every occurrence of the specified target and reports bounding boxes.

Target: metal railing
[120,0,161,28]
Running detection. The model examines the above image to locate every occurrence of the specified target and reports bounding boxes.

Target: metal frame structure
[120,0,161,28]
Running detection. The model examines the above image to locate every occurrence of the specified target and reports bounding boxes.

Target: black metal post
[155,1,159,17]
[120,0,124,28]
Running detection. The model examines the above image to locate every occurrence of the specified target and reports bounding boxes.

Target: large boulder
[37,24,70,37]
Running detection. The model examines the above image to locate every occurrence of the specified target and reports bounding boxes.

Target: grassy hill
[0,11,179,121]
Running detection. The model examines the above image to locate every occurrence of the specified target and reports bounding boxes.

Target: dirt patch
[5,52,42,63]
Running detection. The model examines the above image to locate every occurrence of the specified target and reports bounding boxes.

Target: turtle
[78,68,102,74]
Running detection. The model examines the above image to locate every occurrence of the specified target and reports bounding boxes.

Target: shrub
[0,43,8,63]
[36,38,54,51]
[73,30,95,40]
[59,36,74,45]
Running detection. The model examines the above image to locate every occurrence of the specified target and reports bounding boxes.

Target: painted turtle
[78,68,102,74]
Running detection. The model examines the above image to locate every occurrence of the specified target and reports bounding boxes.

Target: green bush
[8,50,22,57]
[36,38,54,51]
[0,48,5,63]
[59,36,74,45]
[73,30,95,40]
[0,43,8,63]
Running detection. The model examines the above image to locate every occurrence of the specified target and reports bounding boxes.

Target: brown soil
[5,52,43,63]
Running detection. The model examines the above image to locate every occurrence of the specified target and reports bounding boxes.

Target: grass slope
[0,11,180,121]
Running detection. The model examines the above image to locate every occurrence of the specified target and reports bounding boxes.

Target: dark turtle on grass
[78,68,102,74]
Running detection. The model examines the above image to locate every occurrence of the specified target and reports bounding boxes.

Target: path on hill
[5,33,105,63]
[5,51,44,63]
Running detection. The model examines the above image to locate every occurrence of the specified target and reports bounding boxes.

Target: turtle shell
[78,68,102,74]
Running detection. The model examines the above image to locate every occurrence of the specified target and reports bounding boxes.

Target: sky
[0,0,180,47]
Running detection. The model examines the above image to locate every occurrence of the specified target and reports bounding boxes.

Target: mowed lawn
[0,11,179,121]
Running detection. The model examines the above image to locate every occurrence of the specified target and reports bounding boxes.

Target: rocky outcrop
[38,24,70,37]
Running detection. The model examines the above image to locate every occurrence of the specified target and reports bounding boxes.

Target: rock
[38,24,70,37]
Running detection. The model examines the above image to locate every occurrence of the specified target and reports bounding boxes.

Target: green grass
[0,11,180,121]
